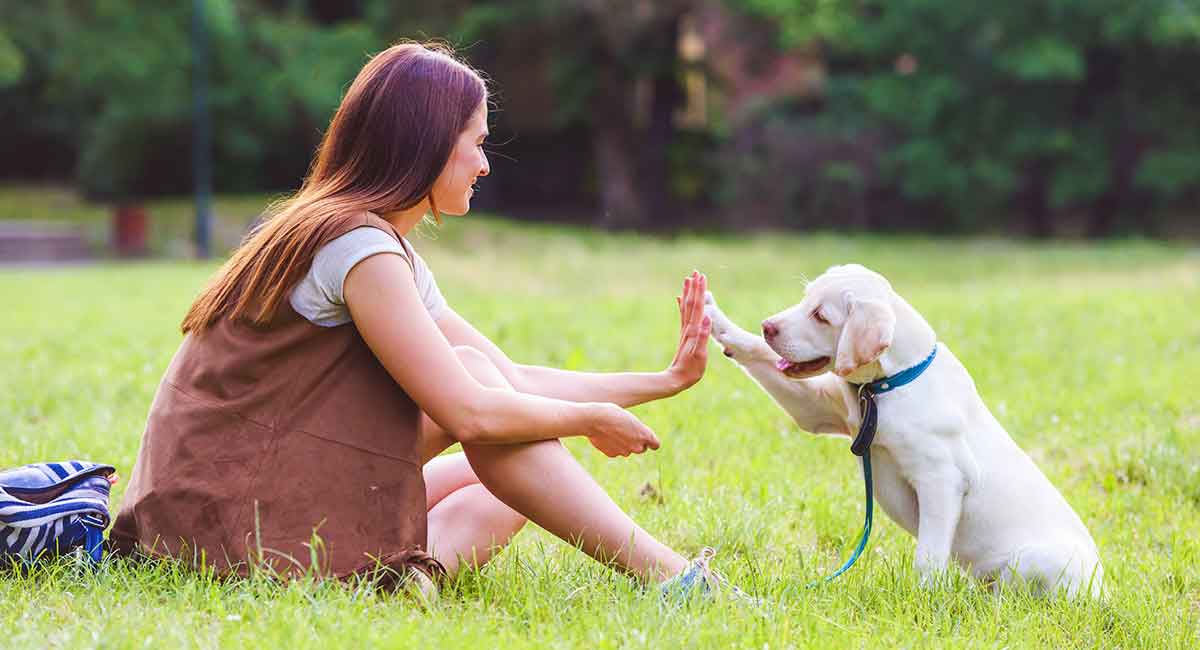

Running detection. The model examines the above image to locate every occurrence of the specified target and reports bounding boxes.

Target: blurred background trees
[1,0,1197,237]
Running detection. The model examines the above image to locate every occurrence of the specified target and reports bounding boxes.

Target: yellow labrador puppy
[704,264,1102,597]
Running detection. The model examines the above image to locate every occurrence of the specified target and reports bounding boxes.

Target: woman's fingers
[682,275,693,324]
[697,314,712,353]
[677,274,693,343]
[686,273,702,322]
[683,314,712,357]
[592,406,660,458]
[675,272,708,354]
[685,273,705,328]
[682,273,696,328]
[691,272,702,318]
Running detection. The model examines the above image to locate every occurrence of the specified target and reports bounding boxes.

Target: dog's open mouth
[775,356,830,377]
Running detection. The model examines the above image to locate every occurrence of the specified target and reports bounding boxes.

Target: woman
[110,42,726,596]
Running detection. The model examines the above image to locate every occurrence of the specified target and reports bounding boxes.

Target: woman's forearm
[512,365,688,408]
[459,387,600,444]
[462,387,658,458]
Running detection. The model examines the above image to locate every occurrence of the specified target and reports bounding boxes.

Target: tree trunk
[638,11,685,229]
[1075,48,1127,239]
[1023,158,1054,238]
[1088,130,1144,238]
[594,123,646,228]
[586,2,690,229]
[593,67,646,228]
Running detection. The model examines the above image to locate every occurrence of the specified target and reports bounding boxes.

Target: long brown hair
[181,41,486,333]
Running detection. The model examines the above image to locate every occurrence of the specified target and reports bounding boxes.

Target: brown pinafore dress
[110,212,439,582]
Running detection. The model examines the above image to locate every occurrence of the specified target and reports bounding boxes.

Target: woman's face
[429,103,490,217]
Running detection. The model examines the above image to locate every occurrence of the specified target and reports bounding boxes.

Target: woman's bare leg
[420,346,689,582]
[461,437,688,581]
[424,453,526,576]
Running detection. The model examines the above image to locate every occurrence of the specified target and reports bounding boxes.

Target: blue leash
[807,452,874,586]
[807,386,877,587]
[807,345,937,587]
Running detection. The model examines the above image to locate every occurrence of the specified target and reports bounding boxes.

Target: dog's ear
[835,292,896,377]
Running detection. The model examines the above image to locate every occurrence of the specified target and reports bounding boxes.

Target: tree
[737,0,1200,236]
[457,0,694,229]
[0,0,389,198]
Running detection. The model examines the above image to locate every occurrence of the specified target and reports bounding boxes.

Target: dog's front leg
[705,293,854,436]
[910,470,967,586]
[702,292,776,363]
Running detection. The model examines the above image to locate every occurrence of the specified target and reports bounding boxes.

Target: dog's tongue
[775,356,830,375]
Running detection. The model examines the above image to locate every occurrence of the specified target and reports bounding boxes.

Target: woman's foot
[659,547,757,603]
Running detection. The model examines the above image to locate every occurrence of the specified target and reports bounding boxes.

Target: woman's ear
[834,294,896,377]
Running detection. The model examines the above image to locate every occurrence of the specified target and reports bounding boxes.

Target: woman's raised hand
[665,270,712,391]
[586,403,661,458]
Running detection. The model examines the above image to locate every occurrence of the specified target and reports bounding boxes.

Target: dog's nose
[762,320,779,340]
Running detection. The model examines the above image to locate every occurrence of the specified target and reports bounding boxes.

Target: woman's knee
[429,483,527,533]
[424,452,482,509]
[452,345,511,389]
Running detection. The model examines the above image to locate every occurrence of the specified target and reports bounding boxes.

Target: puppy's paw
[703,310,735,355]
[702,292,733,338]
[701,292,773,362]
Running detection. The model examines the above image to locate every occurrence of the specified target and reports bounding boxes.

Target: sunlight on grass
[2,210,1199,648]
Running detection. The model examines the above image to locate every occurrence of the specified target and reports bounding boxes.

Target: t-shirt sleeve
[289,226,448,327]
[406,245,449,322]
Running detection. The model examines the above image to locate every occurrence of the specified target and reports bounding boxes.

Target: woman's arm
[436,309,686,406]
[345,252,659,456]
[435,272,711,408]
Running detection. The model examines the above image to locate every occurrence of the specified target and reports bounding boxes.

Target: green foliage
[2,215,1199,646]
[0,31,24,88]
[735,0,1200,232]
[2,0,1198,233]
[996,36,1086,82]
[0,0,402,197]
[1137,148,1200,199]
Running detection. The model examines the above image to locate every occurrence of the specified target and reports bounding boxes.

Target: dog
[704,264,1103,597]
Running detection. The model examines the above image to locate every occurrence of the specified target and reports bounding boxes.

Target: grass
[2,196,1200,647]
[0,183,271,256]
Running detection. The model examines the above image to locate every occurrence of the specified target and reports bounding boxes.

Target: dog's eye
[811,309,829,325]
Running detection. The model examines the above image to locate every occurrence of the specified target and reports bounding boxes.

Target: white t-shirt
[289,227,448,327]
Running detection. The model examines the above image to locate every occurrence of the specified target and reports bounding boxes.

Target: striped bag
[0,461,116,565]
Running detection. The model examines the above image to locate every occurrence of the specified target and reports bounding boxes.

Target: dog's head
[761,264,897,382]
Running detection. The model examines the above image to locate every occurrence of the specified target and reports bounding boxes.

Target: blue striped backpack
[0,461,115,565]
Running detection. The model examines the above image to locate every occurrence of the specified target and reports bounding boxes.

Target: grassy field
[0,183,271,256]
[2,207,1199,648]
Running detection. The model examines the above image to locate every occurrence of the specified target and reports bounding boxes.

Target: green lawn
[2,210,1199,648]
[0,183,271,256]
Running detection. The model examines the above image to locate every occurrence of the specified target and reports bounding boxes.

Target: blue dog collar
[862,344,938,395]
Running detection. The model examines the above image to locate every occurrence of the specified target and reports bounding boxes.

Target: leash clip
[851,385,878,458]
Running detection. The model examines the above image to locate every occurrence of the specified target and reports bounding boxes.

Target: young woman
[110,42,728,596]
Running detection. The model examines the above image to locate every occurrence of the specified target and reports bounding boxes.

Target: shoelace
[691,547,718,585]
[687,547,760,604]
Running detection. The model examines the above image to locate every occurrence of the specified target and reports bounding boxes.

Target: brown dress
[110,212,439,582]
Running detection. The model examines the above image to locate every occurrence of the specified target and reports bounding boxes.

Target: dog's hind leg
[995,544,1104,598]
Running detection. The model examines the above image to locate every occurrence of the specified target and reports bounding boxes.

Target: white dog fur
[704,264,1102,597]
